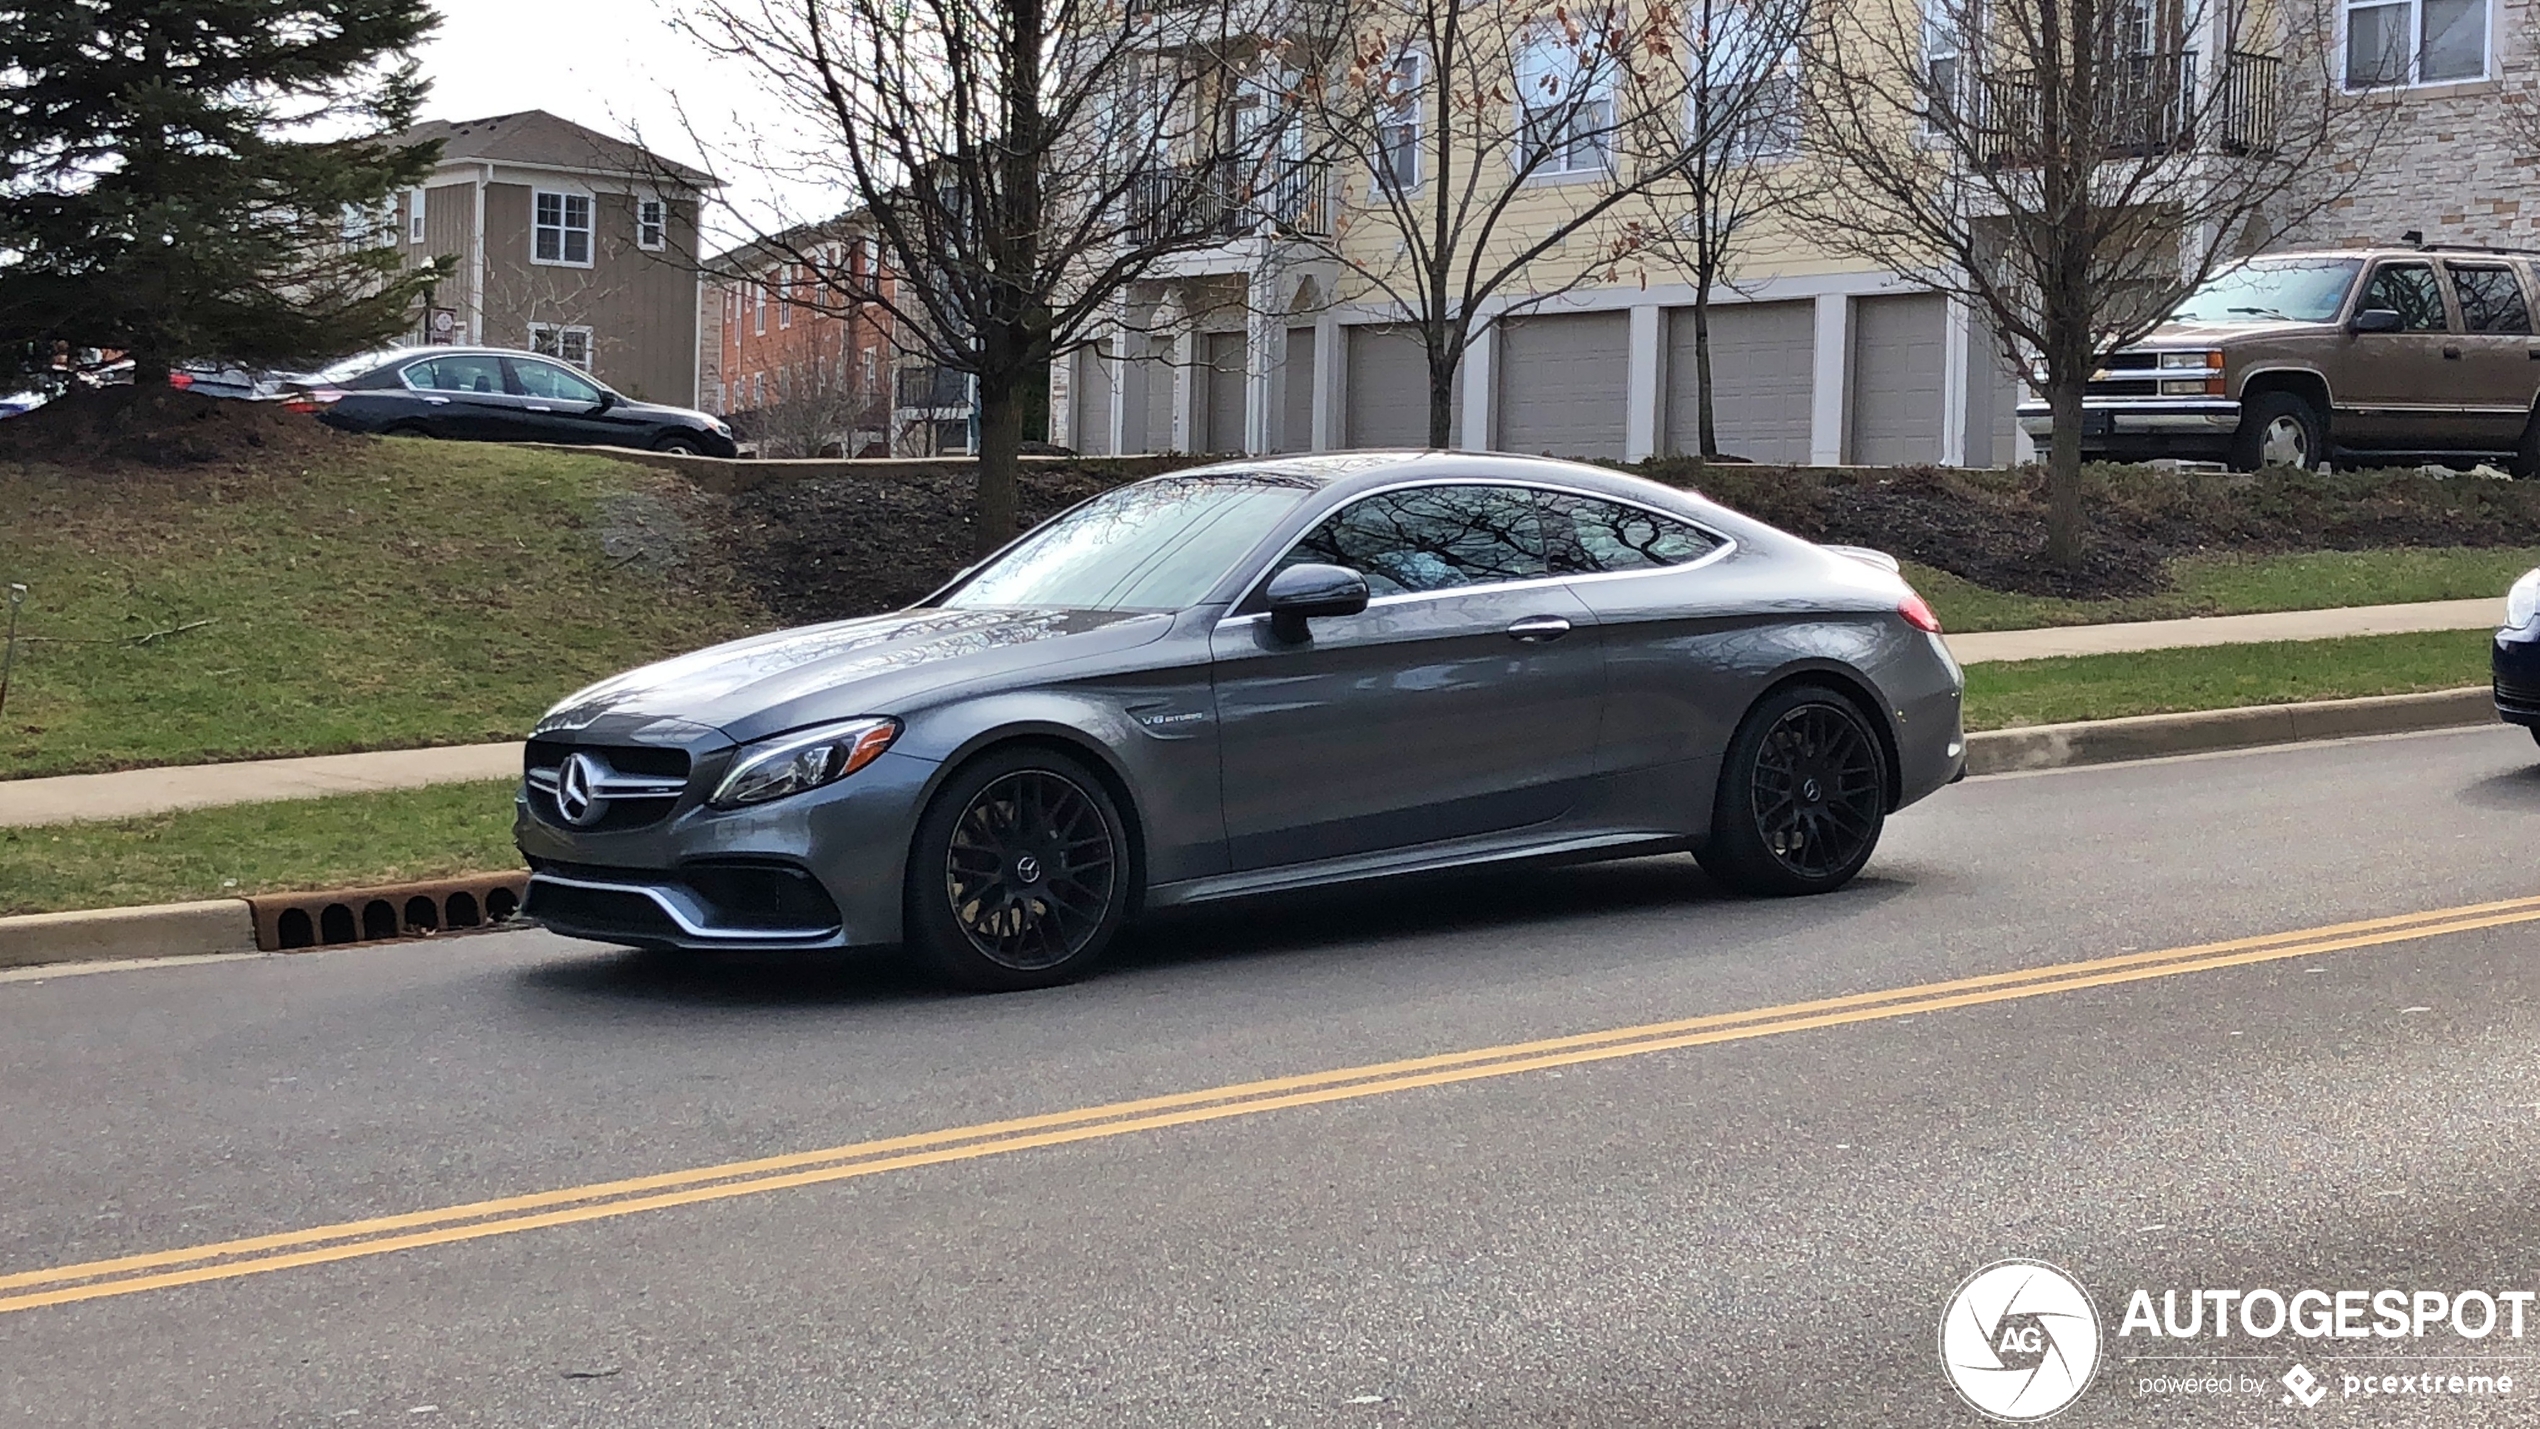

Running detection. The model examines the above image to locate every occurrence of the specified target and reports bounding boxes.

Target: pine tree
[0,0,446,385]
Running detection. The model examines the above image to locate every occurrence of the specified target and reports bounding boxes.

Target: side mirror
[592,389,617,412]
[1264,563,1369,642]
[2348,308,2403,334]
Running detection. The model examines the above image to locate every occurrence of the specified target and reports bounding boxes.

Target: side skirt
[1144,828,1692,911]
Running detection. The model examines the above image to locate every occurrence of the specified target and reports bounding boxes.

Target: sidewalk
[1942,597,2500,665]
[0,596,2506,826]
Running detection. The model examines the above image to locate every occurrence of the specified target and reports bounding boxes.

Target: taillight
[1900,593,1943,634]
[167,372,194,390]
[280,389,343,414]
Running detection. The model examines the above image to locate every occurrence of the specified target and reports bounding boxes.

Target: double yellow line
[6,893,2539,1317]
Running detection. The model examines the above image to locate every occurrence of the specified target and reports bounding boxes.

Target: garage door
[1347,325,1457,448]
[1849,294,1946,464]
[1494,313,1629,459]
[1278,326,1314,452]
[1664,301,1814,464]
[1200,330,1247,453]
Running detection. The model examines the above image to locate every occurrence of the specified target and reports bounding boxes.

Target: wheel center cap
[1012,854,1043,884]
[1801,776,1824,804]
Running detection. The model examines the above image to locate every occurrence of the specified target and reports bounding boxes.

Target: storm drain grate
[246,872,530,952]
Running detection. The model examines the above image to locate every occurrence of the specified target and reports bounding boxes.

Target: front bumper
[2016,399,2242,456]
[514,745,941,951]
[2496,629,2540,728]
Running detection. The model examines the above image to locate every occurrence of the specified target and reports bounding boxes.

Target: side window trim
[1228,478,1733,616]
[2447,263,2534,335]
[2363,260,2453,332]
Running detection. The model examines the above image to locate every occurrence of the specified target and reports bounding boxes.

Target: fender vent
[247,872,530,952]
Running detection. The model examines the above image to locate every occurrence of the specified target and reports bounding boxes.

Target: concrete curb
[1964,687,2497,775]
[0,690,2507,972]
[0,900,258,971]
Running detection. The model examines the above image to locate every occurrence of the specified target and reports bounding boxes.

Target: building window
[753,282,766,336]
[533,190,593,265]
[408,189,427,244]
[637,197,667,250]
[1699,0,1805,160]
[1924,0,1967,127]
[2345,0,2489,86]
[528,323,594,369]
[778,265,794,328]
[751,371,766,408]
[1516,32,1617,175]
[1379,52,1425,189]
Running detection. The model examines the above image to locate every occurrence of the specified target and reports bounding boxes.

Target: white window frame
[1696,0,1805,162]
[527,323,595,371]
[2340,0,2492,89]
[753,281,767,336]
[1516,29,1619,177]
[408,188,427,244]
[1923,0,1967,131]
[1378,51,1426,191]
[532,189,594,267]
[636,197,668,251]
[778,264,794,328]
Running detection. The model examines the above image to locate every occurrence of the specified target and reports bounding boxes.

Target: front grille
[523,740,693,831]
[524,857,845,944]
[2084,378,2162,398]
[2496,674,2540,712]
[521,879,687,942]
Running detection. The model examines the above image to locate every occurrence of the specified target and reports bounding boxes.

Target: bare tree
[1629,0,1815,460]
[1290,0,1735,446]
[684,0,1313,556]
[748,326,893,456]
[1803,0,2389,565]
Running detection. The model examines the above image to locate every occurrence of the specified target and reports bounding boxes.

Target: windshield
[2169,259,2363,324]
[307,347,412,384]
[938,473,1318,612]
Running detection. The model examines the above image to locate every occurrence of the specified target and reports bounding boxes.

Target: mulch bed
[0,387,358,470]
[691,456,2540,615]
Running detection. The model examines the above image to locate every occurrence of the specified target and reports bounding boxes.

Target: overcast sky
[413,0,818,241]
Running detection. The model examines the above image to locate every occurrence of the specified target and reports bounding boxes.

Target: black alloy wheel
[1698,684,1889,897]
[908,748,1129,990]
[655,435,703,456]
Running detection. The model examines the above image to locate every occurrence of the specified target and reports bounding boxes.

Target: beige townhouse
[388,110,716,407]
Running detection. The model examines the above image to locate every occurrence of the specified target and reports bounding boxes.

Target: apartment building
[1053,0,2532,466]
[389,110,714,406]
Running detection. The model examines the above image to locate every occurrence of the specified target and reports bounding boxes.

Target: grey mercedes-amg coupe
[517,452,1966,989]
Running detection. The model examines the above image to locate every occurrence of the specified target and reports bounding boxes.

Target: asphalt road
[4,726,2539,1428]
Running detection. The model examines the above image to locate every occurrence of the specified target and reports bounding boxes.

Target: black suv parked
[300,347,736,456]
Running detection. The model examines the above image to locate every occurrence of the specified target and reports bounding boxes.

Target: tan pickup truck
[2016,245,2540,474]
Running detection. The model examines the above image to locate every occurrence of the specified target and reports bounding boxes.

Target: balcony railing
[1127,159,1331,246]
[896,366,969,409]
[1959,50,2281,169]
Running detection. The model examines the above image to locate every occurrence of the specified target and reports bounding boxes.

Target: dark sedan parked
[298,346,736,456]
[517,453,1967,990]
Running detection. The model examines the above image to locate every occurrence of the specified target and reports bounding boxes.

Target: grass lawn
[0,780,520,918]
[1962,629,2493,730]
[0,440,766,779]
[1917,547,2536,634]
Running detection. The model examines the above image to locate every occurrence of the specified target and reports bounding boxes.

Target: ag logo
[1940,1260,2102,1421]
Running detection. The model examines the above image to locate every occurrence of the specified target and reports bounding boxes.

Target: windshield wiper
[2226,306,2295,319]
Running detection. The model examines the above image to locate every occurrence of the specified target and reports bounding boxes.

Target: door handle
[526,404,554,412]
[2443,345,2463,360]
[1506,615,1573,642]
[421,396,449,405]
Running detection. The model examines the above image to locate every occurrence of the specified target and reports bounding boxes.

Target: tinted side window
[1541,493,1721,574]
[405,356,506,393]
[2450,266,2533,334]
[1278,485,1548,597]
[2359,263,2448,331]
[508,358,602,402]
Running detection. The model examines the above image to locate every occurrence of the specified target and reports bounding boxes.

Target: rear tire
[2511,410,2539,479]
[2229,391,2326,472]
[904,747,1131,991]
[1696,684,1889,897]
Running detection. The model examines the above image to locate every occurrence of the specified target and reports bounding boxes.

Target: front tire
[654,434,703,456]
[904,747,1131,991]
[1696,685,1889,897]
[2229,391,2326,472]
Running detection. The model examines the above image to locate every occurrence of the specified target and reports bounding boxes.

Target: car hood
[535,607,1169,738]
[2135,317,2329,347]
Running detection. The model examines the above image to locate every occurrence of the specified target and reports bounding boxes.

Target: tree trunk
[128,351,173,392]
[1693,285,1719,462]
[1426,348,1459,449]
[2044,368,2087,569]
[973,376,1025,559]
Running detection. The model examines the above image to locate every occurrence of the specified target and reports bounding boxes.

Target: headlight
[2508,569,2540,630]
[2158,350,2222,370]
[708,418,732,437]
[710,717,900,808]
